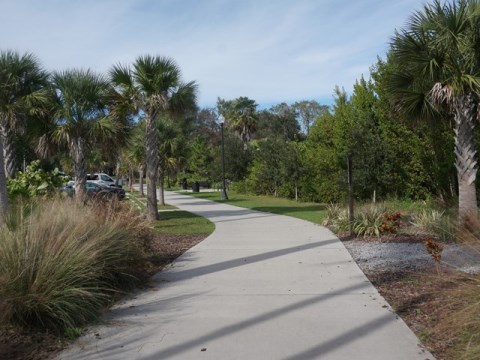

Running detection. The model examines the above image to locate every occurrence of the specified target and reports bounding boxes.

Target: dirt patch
[0,232,208,360]
[140,233,207,278]
[365,267,469,360]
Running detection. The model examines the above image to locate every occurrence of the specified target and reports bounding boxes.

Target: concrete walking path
[58,191,433,360]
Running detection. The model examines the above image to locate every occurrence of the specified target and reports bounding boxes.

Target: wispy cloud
[0,0,427,107]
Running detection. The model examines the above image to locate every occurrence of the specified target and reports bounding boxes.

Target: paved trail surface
[58,191,433,360]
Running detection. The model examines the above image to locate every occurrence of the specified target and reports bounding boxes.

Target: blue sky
[0,0,427,108]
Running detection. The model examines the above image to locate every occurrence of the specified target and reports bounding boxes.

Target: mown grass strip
[154,210,215,235]
[179,191,327,225]
[128,191,213,235]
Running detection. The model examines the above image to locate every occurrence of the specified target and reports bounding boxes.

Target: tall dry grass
[0,197,148,331]
[433,214,480,359]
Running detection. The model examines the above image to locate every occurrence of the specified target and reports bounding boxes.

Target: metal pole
[221,122,228,200]
[347,155,354,236]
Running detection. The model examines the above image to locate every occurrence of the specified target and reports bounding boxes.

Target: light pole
[219,115,228,200]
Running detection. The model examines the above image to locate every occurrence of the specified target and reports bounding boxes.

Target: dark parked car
[61,181,126,200]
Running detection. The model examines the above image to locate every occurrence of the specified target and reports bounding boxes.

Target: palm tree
[0,50,48,218]
[218,96,257,149]
[157,117,184,206]
[126,120,146,196]
[388,0,480,219]
[49,69,115,200]
[110,55,197,220]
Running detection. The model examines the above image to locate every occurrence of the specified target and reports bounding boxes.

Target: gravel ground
[343,240,480,274]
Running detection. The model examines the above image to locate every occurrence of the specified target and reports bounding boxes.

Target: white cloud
[0,0,427,107]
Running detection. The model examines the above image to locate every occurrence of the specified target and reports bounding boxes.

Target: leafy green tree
[303,97,346,202]
[110,55,197,220]
[223,132,253,181]
[50,69,114,200]
[244,138,304,199]
[348,78,386,200]
[246,138,285,196]
[293,100,328,135]
[0,50,48,217]
[387,0,480,218]
[371,57,454,200]
[257,103,301,141]
[193,108,220,142]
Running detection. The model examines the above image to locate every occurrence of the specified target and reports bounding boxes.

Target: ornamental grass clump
[353,203,390,237]
[322,203,350,233]
[0,198,147,331]
[410,209,454,242]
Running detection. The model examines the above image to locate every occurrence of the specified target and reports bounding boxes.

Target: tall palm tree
[0,50,48,218]
[157,117,184,206]
[50,69,115,200]
[110,55,197,220]
[126,120,146,196]
[219,96,257,149]
[388,0,480,219]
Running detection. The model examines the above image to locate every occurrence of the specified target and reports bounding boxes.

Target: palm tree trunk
[145,113,159,220]
[129,169,134,192]
[454,95,478,219]
[0,123,16,178]
[128,167,135,192]
[71,137,87,201]
[158,166,165,206]
[115,158,121,186]
[0,136,9,219]
[139,164,145,196]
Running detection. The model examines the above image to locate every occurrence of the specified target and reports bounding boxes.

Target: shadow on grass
[249,205,326,215]
[157,210,199,221]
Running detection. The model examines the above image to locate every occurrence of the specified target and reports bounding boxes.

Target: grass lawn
[127,191,214,235]
[179,190,327,225]
[153,210,215,235]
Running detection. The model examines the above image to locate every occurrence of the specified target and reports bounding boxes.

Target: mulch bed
[365,269,454,359]
[339,232,431,244]
[341,230,471,360]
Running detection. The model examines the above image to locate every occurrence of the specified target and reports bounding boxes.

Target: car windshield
[101,175,113,182]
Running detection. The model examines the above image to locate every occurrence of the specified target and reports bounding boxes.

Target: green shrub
[0,198,147,331]
[7,160,67,200]
[231,180,249,194]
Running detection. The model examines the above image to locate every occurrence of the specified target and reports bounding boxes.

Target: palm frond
[387,0,480,118]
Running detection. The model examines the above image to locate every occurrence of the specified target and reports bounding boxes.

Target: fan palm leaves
[49,69,115,200]
[219,96,258,149]
[0,50,48,217]
[388,0,480,219]
[110,55,197,220]
[157,117,185,205]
